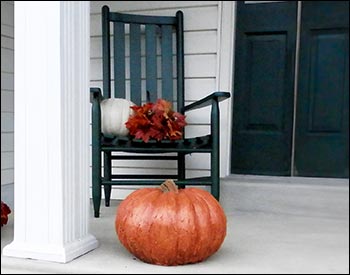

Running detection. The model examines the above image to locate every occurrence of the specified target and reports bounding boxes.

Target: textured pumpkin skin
[115,181,227,266]
[101,98,135,136]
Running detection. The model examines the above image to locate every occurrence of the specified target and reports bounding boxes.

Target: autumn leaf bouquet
[1,201,11,227]
[125,99,187,143]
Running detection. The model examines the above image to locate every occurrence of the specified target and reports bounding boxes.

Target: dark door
[231,2,297,175]
[232,1,349,178]
[294,1,349,178]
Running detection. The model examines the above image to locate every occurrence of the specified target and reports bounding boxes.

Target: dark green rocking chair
[90,6,230,217]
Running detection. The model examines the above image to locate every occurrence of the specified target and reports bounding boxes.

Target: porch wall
[89,1,227,198]
[1,1,14,208]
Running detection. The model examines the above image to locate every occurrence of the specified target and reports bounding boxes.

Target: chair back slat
[145,25,157,102]
[113,22,126,98]
[129,23,142,105]
[161,25,173,102]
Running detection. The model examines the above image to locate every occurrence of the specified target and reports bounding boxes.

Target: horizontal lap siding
[1,1,14,189]
[90,55,217,82]
[90,1,219,197]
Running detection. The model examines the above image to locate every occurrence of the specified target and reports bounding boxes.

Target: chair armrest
[90,87,103,103]
[181,91,230,112]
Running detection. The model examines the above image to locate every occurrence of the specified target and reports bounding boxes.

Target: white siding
[90,1,232,198]
[1,1,14,206]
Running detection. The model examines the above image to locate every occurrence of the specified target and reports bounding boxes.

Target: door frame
[216,1,237,177]
[290,1,302,176]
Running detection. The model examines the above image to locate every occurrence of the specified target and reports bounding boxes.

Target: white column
[216,1,236,177]
[3,1,98,263]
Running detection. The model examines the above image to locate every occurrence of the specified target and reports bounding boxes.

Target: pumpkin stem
[160,179,179,193]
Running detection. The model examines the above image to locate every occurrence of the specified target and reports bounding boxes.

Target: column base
[3,234,99,263]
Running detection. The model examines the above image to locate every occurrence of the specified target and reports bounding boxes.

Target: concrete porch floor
[1,176,349,274]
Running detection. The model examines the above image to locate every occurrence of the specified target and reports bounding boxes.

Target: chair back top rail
[108,11,177,25]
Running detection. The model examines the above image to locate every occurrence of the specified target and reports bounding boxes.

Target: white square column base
[3,235,98,263]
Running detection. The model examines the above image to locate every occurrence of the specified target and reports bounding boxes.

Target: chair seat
[101,134,212,154]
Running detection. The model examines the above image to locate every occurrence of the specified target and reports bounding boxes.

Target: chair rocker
[90,6,230,217]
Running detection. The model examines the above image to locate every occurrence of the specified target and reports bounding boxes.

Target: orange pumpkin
[115,179,227,266]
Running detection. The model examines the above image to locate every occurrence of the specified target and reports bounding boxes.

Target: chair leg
[104,186,112,207]
[177,153,186,189]
[92,150,101,217]
[211,150,220,200]
[104,152,112,207]
[92,176,102,218]
[91,95,102,217]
